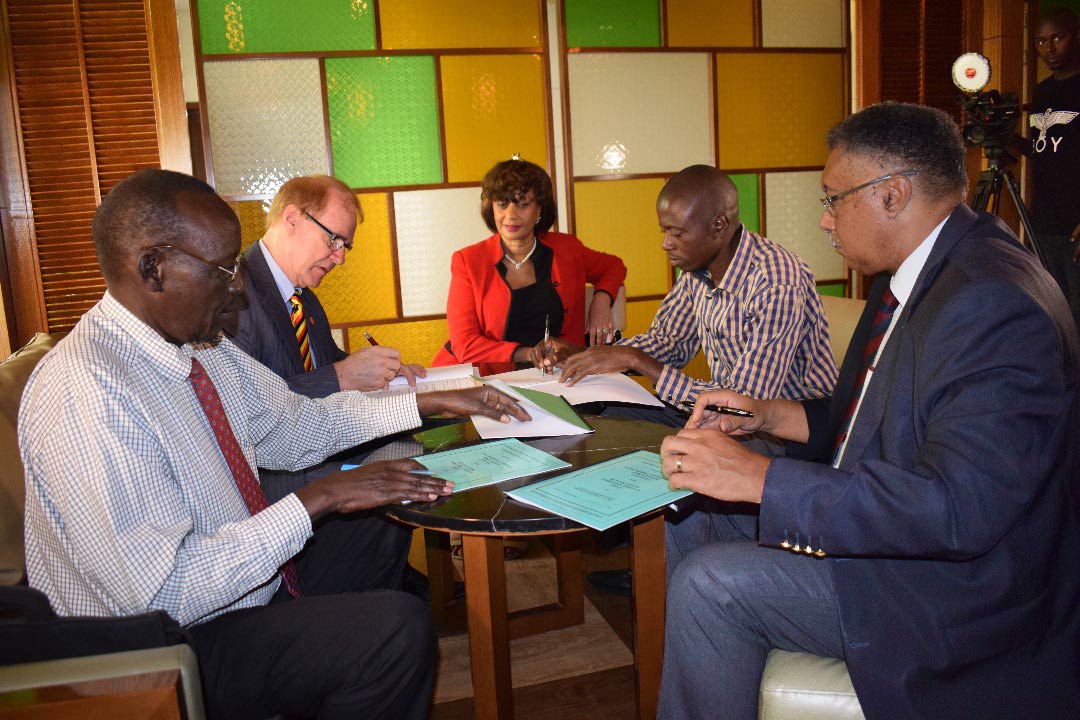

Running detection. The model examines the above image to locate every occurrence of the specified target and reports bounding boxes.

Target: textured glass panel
[197,0,375,54]
[441,55,549,184]
[318,193,398,324]
[348,319,449,367]
[729,173,760,234]
[626,298,663,336]
[394,187,492,317]
[380,0,541,49]
[227,199,270,250]
[326,56,442,189]
[573,178,670,297]
[764,171,845,281]
[565,0,661,47]
[762,0,845,48]
[204,60,328,197]
[569,54,713,176]
[667,0,754,47]
[715,53,844,169]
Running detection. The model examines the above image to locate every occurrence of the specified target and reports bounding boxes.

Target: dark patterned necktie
[289,290,314,372]
[832,285,900,465]
[189,357,301,598]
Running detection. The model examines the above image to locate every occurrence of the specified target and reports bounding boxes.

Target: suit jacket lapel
[838,206,978,470]
[243,243,306,373]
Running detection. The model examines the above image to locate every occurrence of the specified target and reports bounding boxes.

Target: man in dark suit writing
[659,103,1080,719]
[229,174,421,398]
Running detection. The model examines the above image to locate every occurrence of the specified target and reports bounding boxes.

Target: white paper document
[482,368,663,407]
[471,379,593,439]
[371,363,479,396]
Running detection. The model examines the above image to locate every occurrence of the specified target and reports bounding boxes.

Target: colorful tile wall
[625,298,663,337]
[379,0,542,50]
[393,187,492,318]
[227,199,270,250]
[764,171,845,281]
[573,178,670,297]
[204,59,328,197]
[666,0,755,47]
[729,173,760,235]
[440,54,549,184]
[196,0,375,54]
[714,52,845,169]
[318,193,398,323]
[326,56,442,189]
[568,53,714,176]
[564,0,661,48]
[762,0,845,48]
[348,319,450,367]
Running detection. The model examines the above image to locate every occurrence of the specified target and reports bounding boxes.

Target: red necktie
[188,357,301,598]
[832,285,900,464]
[289,291,314,372]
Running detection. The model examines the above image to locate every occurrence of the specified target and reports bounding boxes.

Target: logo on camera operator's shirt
[1030,109,1078,153]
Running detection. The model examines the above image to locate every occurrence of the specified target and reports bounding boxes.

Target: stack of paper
[507,450,691,531]
[483,368,663,408]
[371,363,479,397]
[413,438,570,492]
[471,379,594,439]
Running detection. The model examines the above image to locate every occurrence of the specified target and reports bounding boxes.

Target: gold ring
[676,457,683,473]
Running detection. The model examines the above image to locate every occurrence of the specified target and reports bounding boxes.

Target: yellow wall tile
[667,0,754,47]
[573,179,671,297]
[227,199,270,250]
[441,54,549,183]
[379,0,542,49]
[318,193,398,324]
[625,298,662,337]
[715,53,845,169]
[348,318,450,367]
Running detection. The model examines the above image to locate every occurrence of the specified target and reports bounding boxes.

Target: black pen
[679,400,754,418]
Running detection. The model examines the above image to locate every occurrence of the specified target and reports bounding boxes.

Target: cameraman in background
[1030,7,1080,334]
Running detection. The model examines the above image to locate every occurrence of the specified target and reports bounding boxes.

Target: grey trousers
[659,518,846,720]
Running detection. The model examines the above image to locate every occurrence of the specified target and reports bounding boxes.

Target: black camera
[958,89,1021,149]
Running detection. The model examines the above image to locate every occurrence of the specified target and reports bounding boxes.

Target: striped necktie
[832,284,900,466]
[188,358,301,598]
[289,290,314,372]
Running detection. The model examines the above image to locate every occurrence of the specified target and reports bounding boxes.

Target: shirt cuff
[261,493,314,564]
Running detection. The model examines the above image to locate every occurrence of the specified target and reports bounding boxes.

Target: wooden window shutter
[1,0,186,341]
[880,0,967,123]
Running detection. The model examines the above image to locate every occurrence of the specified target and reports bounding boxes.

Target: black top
[497,239,564,346]
[1030,73,1080,235]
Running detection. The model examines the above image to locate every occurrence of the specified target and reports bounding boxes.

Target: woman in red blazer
[433,158,627,366]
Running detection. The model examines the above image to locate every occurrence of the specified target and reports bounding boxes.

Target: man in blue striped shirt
[559,164,837,409]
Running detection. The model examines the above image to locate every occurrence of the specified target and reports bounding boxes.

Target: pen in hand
[679,400,754,418]
[541,314,552,376]
[362,331,379,347]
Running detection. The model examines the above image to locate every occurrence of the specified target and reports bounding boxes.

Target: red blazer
[433,231,626,365]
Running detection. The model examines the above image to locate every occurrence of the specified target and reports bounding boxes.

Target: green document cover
[505,450,692,531]
[415,438,570,493]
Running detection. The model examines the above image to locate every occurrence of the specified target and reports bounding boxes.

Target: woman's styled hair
[479,158,557,235]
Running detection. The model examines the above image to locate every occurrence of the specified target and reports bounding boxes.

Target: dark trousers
[1041,231,1080,336]
[189,513,434,720]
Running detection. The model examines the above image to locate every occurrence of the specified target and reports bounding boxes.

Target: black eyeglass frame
[303,211,353,252]
[148,244,242,280]
[820,170,919,214]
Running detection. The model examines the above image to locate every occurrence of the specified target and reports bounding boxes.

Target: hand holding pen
[681,391,765,435]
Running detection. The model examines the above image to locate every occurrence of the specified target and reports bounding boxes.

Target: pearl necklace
[503,237,537,271]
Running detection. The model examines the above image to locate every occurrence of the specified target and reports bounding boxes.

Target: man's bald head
[658,165,740,232]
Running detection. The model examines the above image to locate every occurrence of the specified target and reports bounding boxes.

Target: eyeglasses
[820,170,918,214]
[303,211,353,252]
[150,245,241,280]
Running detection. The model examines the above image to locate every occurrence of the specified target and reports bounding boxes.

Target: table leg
[631,512,666,720]
[462,534,513,720]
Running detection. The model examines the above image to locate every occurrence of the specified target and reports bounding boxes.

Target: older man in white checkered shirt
[19,169,528,720]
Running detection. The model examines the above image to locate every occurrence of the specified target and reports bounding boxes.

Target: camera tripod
[969,144,1049,271]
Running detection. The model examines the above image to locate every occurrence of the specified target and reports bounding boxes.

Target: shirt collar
[890,216,948,308]
[687,224,749,294]
[258,239,301,304]
[98,291,196,383]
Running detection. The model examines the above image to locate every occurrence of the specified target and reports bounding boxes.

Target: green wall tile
[197,0,376,54]
[730,173,760,235]
[326,56,442,188]
[564,0,661,47]
[818,283,846,297]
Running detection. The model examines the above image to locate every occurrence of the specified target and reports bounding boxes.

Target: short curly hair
[479,158,557,234]
[826,102,967,198]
